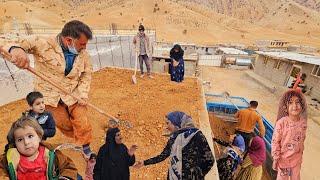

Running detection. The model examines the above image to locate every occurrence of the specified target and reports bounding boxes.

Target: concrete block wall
[254,55,291,86]
[88,34,156,70]
[151,60,167,74]
[254,55,320,100]
[151,60,196,76]
[184,61,196,76]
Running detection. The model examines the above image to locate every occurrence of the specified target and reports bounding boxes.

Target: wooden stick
[0,46,120,123]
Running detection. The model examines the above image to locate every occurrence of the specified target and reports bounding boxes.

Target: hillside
[294,0,320,12]
[0,0,319,47]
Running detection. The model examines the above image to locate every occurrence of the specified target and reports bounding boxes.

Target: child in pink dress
[271,89,307,180]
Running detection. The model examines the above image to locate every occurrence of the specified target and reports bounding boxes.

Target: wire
[0,69,22,81]
[2,58,19,91]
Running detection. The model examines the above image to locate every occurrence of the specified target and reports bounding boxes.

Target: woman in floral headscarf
[134,111,214,180]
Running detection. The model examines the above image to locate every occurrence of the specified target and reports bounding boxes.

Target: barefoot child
[0,115,78,179]
[26,91,56,140]
[271,89,307,180]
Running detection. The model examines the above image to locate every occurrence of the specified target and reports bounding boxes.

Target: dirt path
[200,66,320,180]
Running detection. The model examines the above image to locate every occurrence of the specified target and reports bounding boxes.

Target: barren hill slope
[293,0,320,12]
[0,0,319,47]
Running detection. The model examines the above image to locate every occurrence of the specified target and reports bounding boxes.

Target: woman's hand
[133,161,144,168]
[172,59,179,67]
[128,145,138,156]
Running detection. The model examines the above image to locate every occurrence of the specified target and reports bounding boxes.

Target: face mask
[67,40,79,54]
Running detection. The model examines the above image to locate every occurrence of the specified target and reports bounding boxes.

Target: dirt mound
[0,68,202,179]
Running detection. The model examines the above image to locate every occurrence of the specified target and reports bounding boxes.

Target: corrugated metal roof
[218,47,248,55]
[256,51,320,66]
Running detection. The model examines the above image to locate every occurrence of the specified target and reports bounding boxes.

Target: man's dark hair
[250,101,258,108]
[61,20,93,40]
[138,24,145,31]
[26,91,43,106]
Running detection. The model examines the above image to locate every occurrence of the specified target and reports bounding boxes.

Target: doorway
[286,65,302,87]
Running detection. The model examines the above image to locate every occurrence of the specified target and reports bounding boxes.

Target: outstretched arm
[143,137,175,165]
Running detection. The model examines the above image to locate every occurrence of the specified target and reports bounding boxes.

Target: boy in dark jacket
[26,91,56,140]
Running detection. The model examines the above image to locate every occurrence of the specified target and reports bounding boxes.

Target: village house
[254,51,320,100]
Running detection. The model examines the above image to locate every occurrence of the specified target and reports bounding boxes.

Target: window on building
[273,60,282,69]
[311,65,320,77]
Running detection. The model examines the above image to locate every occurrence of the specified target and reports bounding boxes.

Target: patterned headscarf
[277,89,307,121]
[166,111,194,129]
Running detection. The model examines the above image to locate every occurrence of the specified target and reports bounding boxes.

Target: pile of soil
[0,68,203,179]
[208,112,237,157]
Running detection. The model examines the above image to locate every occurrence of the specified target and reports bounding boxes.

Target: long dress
[169,58,184,82]
[235,156,262,180]
[93,128,135,180]
[236,136,266,180]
